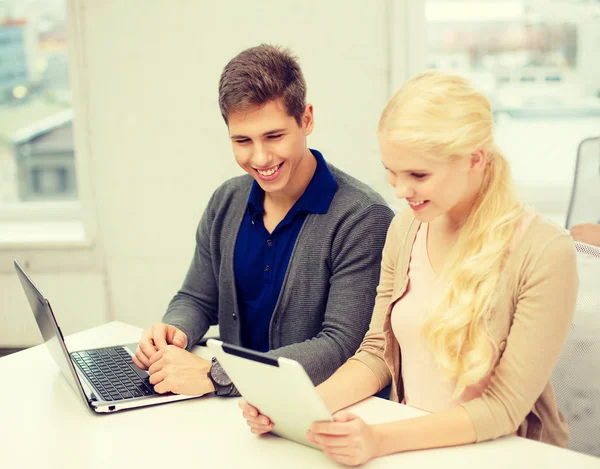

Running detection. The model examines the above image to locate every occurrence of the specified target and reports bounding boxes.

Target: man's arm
[162,200,220,350]
[265,204,394,385]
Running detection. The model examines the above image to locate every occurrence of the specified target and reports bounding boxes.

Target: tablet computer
[206,339,333,448]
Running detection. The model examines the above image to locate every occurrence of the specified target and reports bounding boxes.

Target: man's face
[228,99,314,196]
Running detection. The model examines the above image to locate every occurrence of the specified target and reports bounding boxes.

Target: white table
[1,322,598,469]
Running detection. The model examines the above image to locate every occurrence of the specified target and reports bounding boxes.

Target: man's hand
[148,345,214,396]
[132,322,188,370]
[570,223,600,248]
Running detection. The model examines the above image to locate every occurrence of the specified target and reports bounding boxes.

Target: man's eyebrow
[230,128,287,139]
[263,128,286,136]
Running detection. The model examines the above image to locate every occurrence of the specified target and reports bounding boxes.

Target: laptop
[206,339,333,448]
[14,260,201,413]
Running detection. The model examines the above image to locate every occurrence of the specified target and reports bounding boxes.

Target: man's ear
[302,104,314,136]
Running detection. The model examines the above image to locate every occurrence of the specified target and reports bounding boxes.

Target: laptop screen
[13,260,88,403]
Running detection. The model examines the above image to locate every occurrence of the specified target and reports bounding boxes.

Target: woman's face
[379,138,485,224]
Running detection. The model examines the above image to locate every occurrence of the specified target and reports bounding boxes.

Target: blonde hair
[378,71,525,396]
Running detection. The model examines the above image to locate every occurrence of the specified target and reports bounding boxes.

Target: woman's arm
[309,232,578,466]
[315,213,416,413]
[317,359,381,413]
[308,405,476,466]
[240,359,381,435]
[262,205,394,384]
[461,233,578,441]
[240,213,410,433]
[374,406,476,454]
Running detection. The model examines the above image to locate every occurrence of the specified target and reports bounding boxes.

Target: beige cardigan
[350,209,578,446]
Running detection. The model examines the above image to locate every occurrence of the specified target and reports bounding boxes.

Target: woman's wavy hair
[378,71,525,396]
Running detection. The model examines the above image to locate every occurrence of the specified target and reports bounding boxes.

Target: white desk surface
[1,321,598,469]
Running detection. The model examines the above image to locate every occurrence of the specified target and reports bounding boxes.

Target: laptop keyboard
[71,348,157,401]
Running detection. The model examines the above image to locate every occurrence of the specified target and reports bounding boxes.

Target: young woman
[240,71,578,466]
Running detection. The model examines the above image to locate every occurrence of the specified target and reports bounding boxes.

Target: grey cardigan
[163,164,394,385]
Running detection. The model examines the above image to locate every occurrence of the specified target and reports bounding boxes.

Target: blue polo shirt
[233,149,337,352]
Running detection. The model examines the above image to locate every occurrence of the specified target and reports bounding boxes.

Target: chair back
[551,241,600,456]
[565,136,600,229]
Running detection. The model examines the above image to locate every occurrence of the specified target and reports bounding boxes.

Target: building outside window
[0,0,75,205]
[424,0,600,223]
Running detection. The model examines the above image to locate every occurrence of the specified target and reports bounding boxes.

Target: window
[424,0,600,224]
[0,0,76,206]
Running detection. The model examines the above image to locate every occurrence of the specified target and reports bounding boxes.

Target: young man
[132,44,394,397]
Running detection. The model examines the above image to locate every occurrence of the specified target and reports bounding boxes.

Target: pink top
[391,212,535,413]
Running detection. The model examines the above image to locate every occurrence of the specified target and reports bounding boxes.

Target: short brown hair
[218,44,307,126]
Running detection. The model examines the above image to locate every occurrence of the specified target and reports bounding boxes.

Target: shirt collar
[247,148,337,217]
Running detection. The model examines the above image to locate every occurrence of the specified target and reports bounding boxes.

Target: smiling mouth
[408,200,427,207]
[255,163,283,177]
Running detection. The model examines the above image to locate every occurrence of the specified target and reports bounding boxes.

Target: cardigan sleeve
[460,233,578,441]
[263,204,394,385]
[348,212,406,390]
[162,189,221,350]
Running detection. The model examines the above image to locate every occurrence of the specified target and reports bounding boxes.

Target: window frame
[0,0,101,273]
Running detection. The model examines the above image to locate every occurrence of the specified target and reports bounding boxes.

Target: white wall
[495,115,600,223]
[1,0,590,347]
[83,0,395,329]
[0,271,107,346]
[0,0,405,346]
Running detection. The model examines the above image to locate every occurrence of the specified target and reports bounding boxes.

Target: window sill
[0,220,100,274]
[0,220,92,249]
[0,202,93,250]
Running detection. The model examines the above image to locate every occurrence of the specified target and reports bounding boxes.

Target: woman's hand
[239,398,274,434]
[308,411,379,467]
